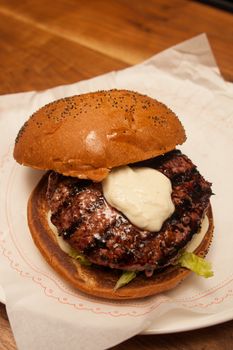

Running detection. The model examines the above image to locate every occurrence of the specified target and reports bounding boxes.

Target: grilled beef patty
[47,150,212,274]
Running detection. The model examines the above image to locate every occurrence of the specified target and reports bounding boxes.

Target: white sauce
[186,215,209,252]
[47,211,71,254]
[102,166,175,232]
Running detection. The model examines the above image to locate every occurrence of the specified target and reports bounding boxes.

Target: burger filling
[47,150,212,277]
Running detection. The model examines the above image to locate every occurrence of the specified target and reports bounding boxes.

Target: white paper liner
[0,34,233,350]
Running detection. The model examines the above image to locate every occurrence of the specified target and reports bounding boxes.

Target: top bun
[14,90,186,181]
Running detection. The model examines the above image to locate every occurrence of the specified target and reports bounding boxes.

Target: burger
[13,89,214,299]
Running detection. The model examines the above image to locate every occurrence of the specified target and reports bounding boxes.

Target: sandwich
[13,89,214,299]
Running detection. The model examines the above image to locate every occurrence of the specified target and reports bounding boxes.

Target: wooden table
[0,0,233,349]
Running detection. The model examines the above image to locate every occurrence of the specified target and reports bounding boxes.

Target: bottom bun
[28,172,214,300]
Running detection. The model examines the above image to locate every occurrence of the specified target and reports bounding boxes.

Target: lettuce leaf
[68,248,92,266]
[114,271,137,291]
[179,251,213,278]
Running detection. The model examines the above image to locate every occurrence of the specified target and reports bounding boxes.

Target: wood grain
[0,0,232,93]
[0,304,17,350]
[0,0,233,349]
[0,9,126,94]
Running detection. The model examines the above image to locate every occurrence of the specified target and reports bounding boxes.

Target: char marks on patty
[47,150,212,273]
